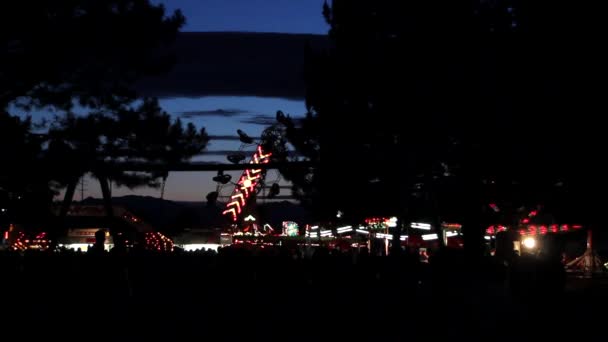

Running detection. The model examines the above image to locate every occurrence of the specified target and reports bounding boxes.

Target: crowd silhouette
[2,242,600,341]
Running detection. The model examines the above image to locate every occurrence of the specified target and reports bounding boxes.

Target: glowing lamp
[522,237,536,249]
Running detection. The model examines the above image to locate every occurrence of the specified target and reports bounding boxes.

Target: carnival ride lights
[336,226,353,234]
[566,229,604,274]
[143,232,174,252]
[486,224,582,237]
[364,217,393,230]
[411,222,431,230]
[375,233,408,241]
[422,233,439,241]
[441,223,462,230]
[445,231,459,238]
[222,145,272,222]
[11,232,50,251]
[263,224,275,233]
[282,221,300,237]
[320,230,333,237]
[183,244,220,252]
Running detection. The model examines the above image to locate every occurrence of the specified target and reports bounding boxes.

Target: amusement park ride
[214,128,284,230]
[221,144,273,222]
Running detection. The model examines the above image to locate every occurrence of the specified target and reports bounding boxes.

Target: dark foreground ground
[1,249,606,341]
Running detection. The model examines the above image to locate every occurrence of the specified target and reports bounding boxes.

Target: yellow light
[522,237,536,249]
[243,179,252,188]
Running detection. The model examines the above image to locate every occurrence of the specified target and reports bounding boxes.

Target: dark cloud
[137,32,329,100]
[209,135,261,141]
[203,150,257,156]
[240,115,305,126]
[239,115,278,126]
[203,150,301,157]
[179,109,249,118]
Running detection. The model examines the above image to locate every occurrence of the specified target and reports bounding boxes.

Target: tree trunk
[391,216,404,256]
[434,215,446,249]
[98,176,114,218]
[53,178,79,245]
[59,179,78,220]
[462,211,485,264]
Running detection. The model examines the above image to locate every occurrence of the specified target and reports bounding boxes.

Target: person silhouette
[88,229,106,255]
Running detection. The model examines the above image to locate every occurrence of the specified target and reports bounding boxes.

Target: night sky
[158,0,327,34]
[65,1,327,202]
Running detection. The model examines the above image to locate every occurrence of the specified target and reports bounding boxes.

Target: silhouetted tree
[1,1,208,233]
[1,0,184,109]
[47,98,209,226]
[273,0,605,258]
[0,113,56,227]
[272,1,480,238]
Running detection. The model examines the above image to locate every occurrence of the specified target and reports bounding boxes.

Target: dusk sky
[60,1,328,202]
[158,0,327,34]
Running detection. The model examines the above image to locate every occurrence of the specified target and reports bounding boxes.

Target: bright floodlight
[522,237,536,249]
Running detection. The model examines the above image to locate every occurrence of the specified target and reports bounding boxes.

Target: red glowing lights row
[10,231,50,251]
[486,224,582,236]
[223,145,272,222]
[143,232,174,252]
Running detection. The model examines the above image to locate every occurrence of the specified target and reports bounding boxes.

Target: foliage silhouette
[271,0,605,258]
[0,1,212,233]
[47,98,209,225]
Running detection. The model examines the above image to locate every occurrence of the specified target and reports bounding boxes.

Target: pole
[80,176,85,202]
[586,229,594,274]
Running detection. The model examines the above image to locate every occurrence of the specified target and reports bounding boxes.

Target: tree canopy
[1,0,184,110]
[0,1,211,229]
[272,0,605,252]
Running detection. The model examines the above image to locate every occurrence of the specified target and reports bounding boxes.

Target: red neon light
[540,226,547,235]
[522,218,530,224]
[519,229,526,235]
[529,225,537,235]
[3,231,8,240]
[223,145,272,222]
[486,226,495,235]
[497,226,507,232]
[226,200,242,214]
[257,146,272,159]
[231,193,246,206]
[529,210,538,217]
[560,224,569,232]
[573,225,582,229]
[550,224,558,233]
[223,208,238,221]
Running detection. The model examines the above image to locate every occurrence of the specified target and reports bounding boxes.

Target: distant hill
[79,195,311,233]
